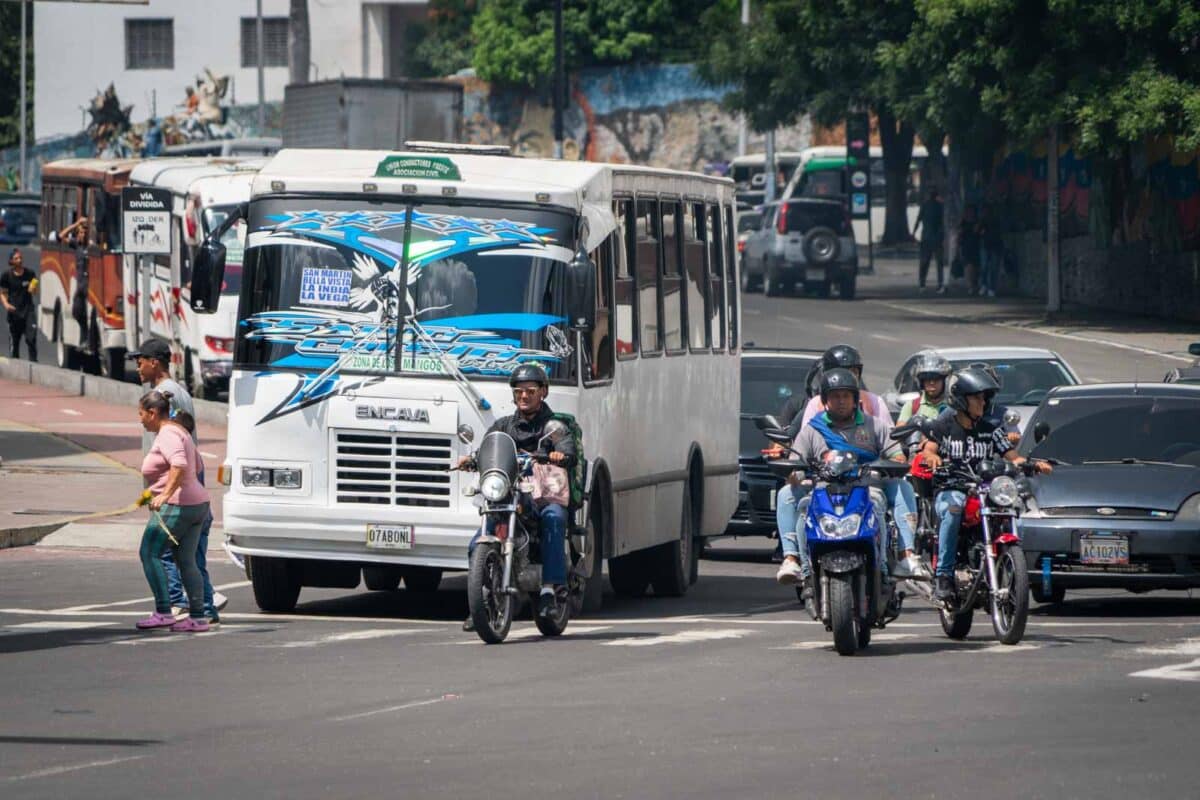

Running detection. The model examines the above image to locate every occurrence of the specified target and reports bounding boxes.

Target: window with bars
[241,17,289,68]
[125,19,174,70]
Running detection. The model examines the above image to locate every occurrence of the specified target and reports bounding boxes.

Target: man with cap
[1,249,37,361]
[132,339,226,622]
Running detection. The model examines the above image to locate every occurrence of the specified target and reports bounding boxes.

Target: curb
[0,357,227,426]
[0,521,69,550]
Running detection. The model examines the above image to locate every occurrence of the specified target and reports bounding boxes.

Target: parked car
[1017,383,1200,603]
[1164,366,1200,384]
[885,346,1081,430]
[724,347,820,539]
[740,198,858,299]
[0,193,41,245]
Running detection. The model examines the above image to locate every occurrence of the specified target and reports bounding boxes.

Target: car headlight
[989,476,1019,507]
[242,466,272,488]
[480,472,511,502]
[818,513,862,539]
[1177,493,1200,522]
[272,468,302,489]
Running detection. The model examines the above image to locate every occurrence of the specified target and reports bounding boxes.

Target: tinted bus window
[660,199,684,353]
[724,205,739,352]
[614,198,637,358]
[707,203,726,352]
[588,232,615,381]
[636,198,660,354]
[683,202,708,351]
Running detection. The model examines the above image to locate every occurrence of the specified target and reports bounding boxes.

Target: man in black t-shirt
[920,367,1050,599]
[0,249,37,360]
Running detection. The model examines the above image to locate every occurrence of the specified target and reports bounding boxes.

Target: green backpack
[551,411,586,510]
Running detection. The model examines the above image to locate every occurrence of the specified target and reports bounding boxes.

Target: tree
[289,0,310,85]
[700,0,922,244]
[408,0,478,78]
[0,2,33,154]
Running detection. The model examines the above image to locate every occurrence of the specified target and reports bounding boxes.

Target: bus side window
[614,198,638,359]
[723,204,739,352]
[683,202,707,352]
[635,197,661,355]
[586,233,615,382]
[660,199,684,354]
[707,203,726,352]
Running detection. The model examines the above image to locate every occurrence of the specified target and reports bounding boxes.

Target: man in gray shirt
[132,339,225,621]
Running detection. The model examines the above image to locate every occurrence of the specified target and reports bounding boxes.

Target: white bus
[189,145,742,612]
[123,158,262,398]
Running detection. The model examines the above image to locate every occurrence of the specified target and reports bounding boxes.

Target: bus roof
[130,157,265,203]
[730,152,806,167]
[41,158,141,191]
[251,148,732,209]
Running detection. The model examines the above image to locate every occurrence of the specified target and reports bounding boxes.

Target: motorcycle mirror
[540,419,569,445]
[755,414,782,431]
[1003,408,1022,428]
[1033,421,1051,444]
[763,429,792,445]
[889,423,917,441]
[566,250,597,331]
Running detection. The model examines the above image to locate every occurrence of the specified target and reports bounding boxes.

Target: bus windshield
[235,199,578,382]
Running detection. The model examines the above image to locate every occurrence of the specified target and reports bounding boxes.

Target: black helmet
[509,363,549,388]
[947,367,1000,417]
[967,361,1002,387]
[822,344,863,371]
[819,368,861,404]
[914,353,952,382]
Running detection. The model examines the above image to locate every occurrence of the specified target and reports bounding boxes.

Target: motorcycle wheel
[535,590,571,637]
[991,544,1030,645]
[467,544,512,644]
[939,604,974,639]
[829,573,858,656]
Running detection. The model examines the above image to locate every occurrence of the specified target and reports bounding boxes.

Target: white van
[123,158,262,398]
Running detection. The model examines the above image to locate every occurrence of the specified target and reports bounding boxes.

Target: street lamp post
[19,0,27,190]
[256,0,265,133]
[552,0,564,159]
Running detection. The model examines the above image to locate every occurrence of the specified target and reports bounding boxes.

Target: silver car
[740,199,858,299]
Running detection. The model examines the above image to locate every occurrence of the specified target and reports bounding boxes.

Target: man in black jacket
[459,364,575,628]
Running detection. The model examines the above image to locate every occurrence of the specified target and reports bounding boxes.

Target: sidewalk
[0,377,227,551]
[867,257,1198,362]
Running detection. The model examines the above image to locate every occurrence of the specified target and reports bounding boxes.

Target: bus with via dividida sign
[188,144,742,612]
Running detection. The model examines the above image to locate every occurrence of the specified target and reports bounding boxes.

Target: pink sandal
[135,612,176,630]
[170,617,210,633]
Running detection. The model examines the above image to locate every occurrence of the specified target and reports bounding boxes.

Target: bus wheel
[247,555,301,612]
[581,508,605,612]
[101,347,126,382]
[608,550,650,598]
[401,567,442,592]
[53,309,79,370]
[650,482,694,597]
[362,565,402,591]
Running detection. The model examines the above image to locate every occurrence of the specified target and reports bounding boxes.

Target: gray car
[1016,383,1200,603]
[740,198,858,299]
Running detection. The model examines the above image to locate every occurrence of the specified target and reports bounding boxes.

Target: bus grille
[333,431,453,507]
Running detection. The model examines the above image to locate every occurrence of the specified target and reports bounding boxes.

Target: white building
[34,0,429,140]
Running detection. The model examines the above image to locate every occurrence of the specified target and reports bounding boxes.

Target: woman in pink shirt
[135,390,212,632]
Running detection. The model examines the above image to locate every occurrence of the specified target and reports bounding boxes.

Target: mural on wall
[455,63,811,175]
[986,137,1199,254]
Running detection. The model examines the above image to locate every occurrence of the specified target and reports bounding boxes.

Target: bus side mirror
[190,237,227,314]
[566,251,596,331]
[1033,421,1051,444]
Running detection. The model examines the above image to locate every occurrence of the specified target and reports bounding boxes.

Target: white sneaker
[213,591,229,611]
[171,605,188,618]
[776,560,805,585]
[892,555,931,580]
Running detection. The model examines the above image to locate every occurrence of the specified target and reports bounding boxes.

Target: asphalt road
[3,261,1199,798]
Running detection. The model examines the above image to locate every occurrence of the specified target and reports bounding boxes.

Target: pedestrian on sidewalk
[135,390,212,632]
[958,205,982,295]
[132,339,225,623]
[979,205,1003,297]
[913,189,945,294]
[1,249,37,361]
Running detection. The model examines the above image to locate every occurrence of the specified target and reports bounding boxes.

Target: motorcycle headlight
[1177,493,1200,522]
[989,476,1019,508]
[818,513,862,539]
[479,472,511,502]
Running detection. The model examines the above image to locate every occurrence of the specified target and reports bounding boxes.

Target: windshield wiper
[295,317,391,403]
[1081,458,1186,467]
[406,312,494,418]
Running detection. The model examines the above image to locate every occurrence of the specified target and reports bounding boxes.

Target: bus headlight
[818,514,861,539]
[480,473,511,502]
[989,476,1019,507]
[272,468,303,489]
[242,466,272,487]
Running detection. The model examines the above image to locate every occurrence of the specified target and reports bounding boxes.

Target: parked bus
[38,158,140,377]
[730,151,805,209]
[189,145,742,612]
[124,158,262,398]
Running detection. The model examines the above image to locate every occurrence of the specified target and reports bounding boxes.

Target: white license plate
[769,489,777,511]
[1080,533,1129,565]
[366,524,413,550]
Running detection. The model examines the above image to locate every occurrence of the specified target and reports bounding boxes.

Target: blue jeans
[468,502,568,585]
[776,483,810,574]
[935,490,967,577]
[882,478,918,554]
[979,248,999,292]
[165,511,216,617]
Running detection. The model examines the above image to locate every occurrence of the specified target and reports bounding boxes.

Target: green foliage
[408,0,478,78]
[0,2,33,152]
[472,0,718,88]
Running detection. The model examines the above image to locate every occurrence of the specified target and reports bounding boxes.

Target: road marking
[269,629,426,648]
[824,323,853,332]
[1130,658,1200,683]
[771,633,920,651]
[780,315,806,325]
[4,755,146,783]
[200,451,219,459]
[952,642,1041,654]
[870,333,900,342]
[867,299,1193,363]
[55,581,251,612]
[1135,638,1200,656]
[60,408,83,416]
[602,628,752,647]
[332,694,459,722]
[1,621,116,635]
[743,308,762,316]
[21,401,34,406]
[445,625,612,644]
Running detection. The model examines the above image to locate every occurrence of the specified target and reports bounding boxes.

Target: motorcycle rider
[458,364,576,629]
[897,352,952,424]
[920,367,1052,601]
[799,344,893,430]
[933,361,1021,444]
[775,369,925,593]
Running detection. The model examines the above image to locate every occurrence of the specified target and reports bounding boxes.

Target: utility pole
[19,0,27,191]
[552,0,564,159]
[736,0,749,157]
[256,0,265,133]
[1046,125,1061,312]
[764,131,776,203]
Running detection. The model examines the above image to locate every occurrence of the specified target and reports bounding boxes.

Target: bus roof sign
[374,155,461,181]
